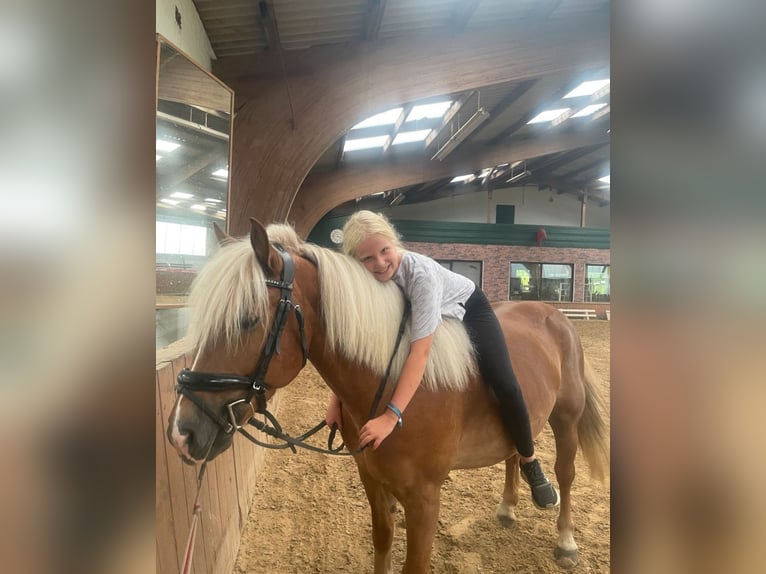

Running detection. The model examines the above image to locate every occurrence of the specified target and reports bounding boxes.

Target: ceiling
[191,0,611,213]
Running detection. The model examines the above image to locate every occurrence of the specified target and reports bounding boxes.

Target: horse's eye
[239,317,259,331]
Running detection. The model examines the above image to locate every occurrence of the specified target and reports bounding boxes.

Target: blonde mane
[183,237,270,355]
[184,224,476,392]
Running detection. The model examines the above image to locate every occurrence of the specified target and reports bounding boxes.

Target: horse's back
[490,301,585,430]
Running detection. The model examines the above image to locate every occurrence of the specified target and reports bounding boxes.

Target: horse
[166,218,609,573]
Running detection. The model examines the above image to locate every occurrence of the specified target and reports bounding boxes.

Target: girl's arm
[358,334,433,449]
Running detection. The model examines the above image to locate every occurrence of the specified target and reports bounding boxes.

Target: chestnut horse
[167,219,609,573]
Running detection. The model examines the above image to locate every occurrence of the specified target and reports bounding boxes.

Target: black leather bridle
[175,244,308,439]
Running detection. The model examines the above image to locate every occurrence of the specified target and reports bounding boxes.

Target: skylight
[352,108,403,129]
[344,135,390,152]
[156,139,180,152]
[571,103,609,118]
[527,109,571,124]
[564,79,610,99]
[406,101,453,121]
[392,129,432,145]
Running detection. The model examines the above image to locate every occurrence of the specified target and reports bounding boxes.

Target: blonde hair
[342,210,402,258]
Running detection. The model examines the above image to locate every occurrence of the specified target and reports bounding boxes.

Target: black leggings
[462,288,535,457]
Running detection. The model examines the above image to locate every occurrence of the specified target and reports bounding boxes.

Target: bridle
[175,244,310,447]
[175,242,410,457]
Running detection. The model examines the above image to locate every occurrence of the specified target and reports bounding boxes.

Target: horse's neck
[308,339,386,425]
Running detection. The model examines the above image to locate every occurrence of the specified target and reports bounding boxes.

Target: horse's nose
[167,422,193,459]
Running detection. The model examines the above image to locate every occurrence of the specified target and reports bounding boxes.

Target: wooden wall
[156,348,277,574]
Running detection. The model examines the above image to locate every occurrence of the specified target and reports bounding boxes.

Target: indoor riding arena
[156,1,610,573]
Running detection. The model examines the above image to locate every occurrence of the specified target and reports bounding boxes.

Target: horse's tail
[578,358,610,482]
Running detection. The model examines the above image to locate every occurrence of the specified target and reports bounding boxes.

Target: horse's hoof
[496,514,516,529]
[554,546,579,569]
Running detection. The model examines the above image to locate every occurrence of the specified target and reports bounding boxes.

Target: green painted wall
[308,215,610,250]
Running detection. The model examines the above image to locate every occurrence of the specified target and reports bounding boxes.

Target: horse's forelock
[184,238,270,354]
[266,223,304,251]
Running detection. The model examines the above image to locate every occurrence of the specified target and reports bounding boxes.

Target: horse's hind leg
[549,411,580,569]
[496,453,521,528]
[358,467,395,574]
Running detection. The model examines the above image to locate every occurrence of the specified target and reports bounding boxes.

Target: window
[510,263,573,302]
[156,220,208,256]
[496,204,515,224]
[585,264,610,302]
[436,260,482,287]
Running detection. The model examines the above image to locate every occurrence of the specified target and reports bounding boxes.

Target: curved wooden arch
[216,15,609,236]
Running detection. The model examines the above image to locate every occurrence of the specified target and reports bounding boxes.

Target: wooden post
[580,189,588,227]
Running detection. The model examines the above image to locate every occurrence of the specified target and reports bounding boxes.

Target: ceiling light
[431,108,490,161]
[407,101,453,121]
[352,108,403,129]
[156,139,180,152]
[212,168,228,178]
[204,197,223,203]
[564,79,610,99]
[592,104,610,120]
[392,129,432,145]
[344,135,390,152]
[160,198,179,205]
[507,170,532,183]
[571,103,609,118]
[527,109,571,125]
[450,174,475,183]
[389,193,406,206]
[170,191,194,199]
[190,204,207,211]
[156,155,162,162]
[598,175,610,184]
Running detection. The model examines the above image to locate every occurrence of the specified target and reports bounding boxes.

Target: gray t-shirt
[392,251,476,341]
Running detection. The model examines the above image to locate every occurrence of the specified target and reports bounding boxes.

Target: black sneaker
[520,459,560,510]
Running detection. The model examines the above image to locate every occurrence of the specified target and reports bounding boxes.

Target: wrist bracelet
[386,402,403,428]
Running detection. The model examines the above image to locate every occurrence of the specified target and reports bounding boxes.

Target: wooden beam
[216,13,608,234]
[364,0,387,41]
[529,143,607,177]
[258,1,281,52]
[291,129,609,235]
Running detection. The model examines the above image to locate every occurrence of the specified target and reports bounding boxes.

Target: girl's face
[355,234,401,282]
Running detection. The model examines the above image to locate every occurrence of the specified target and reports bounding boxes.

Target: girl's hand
[359,410,399,450]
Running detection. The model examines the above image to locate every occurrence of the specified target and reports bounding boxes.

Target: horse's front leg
[399,482,442,573]
[496,453,521,528]
[357,465,395,574]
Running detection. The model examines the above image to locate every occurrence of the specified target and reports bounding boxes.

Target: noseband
[176,244,308,436]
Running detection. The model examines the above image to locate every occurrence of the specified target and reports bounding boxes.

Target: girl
[326,210,558,509]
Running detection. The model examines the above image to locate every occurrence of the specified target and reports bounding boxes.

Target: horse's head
[166,218,315,464]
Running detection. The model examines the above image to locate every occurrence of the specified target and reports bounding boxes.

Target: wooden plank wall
[156,352,274,574]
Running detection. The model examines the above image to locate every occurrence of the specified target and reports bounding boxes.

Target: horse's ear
[212,222,233,246]
[249,217,280,274]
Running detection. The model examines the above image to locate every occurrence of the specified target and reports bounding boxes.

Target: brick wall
[404,241,610,305]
